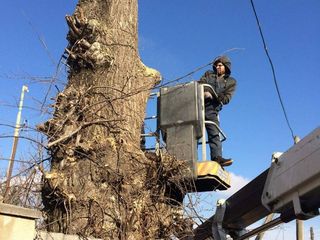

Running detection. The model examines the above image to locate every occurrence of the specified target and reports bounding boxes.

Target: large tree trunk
[39,1,192,239]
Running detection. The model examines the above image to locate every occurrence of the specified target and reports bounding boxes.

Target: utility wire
[156,62,212,89]
[0,157,50,187]
[250,0,295,141]
[0,157,40,164]
[155,47,244,90]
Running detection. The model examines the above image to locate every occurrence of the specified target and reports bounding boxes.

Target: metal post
[294,135,304,240]
[310,227,314,240]
[296,220,304,240]
[3,85,29,201]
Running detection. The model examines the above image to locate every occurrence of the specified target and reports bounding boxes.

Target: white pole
[4,85,29,201]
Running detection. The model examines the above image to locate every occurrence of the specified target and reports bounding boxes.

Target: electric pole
[310,227,314,240]
[296,220,304,240]
[3,85,29,201]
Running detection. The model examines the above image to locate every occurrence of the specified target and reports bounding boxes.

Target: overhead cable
[250,0,295,141]
[156,62,212,88]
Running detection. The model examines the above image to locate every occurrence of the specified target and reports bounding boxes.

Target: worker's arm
[199,70,214,84]
[218,78,236,105]
[199,70,215,99]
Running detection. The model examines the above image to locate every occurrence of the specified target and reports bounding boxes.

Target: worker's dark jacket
[199,70,237,114]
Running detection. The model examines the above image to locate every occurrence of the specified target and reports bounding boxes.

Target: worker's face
[215,62,225,76]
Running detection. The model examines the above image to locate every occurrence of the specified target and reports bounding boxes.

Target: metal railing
[141,92,161,152]
[199,84,227,161]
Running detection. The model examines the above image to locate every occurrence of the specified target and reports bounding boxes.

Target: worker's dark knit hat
[213,55,231,75]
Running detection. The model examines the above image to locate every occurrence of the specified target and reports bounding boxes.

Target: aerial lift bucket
[157,81,231,193]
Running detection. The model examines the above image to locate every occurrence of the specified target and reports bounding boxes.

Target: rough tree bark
[39,1,192,239]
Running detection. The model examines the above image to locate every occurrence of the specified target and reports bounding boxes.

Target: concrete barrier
[0,203,42,240]
[0,203,101,240]
[38,231,101,240]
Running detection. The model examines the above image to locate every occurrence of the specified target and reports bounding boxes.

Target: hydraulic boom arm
[193,127,320,240]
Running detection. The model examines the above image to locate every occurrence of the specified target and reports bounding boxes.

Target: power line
[0,157,41,164]
[0,157,49,187]
[156,62,212,89]
[156,48,244,89]
[250,0,295,141]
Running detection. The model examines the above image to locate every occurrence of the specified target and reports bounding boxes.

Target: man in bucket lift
[199,55,236,167]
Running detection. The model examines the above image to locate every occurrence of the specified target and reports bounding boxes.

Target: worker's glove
[204,91,213,99]
[217,93,224,102]
[215,104,223,112]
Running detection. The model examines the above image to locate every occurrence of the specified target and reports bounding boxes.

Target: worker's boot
[214,156,233,167]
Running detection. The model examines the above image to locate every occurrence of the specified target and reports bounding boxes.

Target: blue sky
[0,1,319,238]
